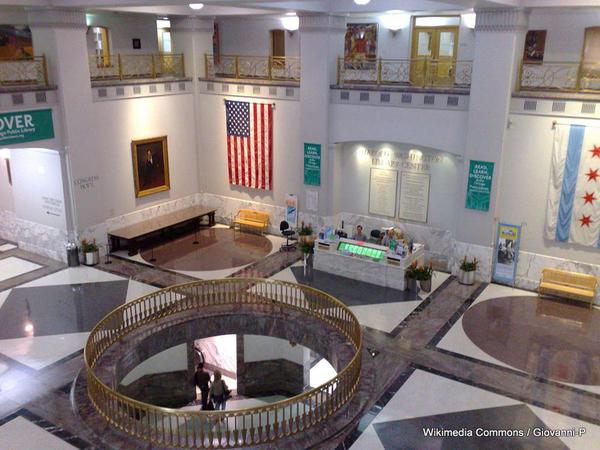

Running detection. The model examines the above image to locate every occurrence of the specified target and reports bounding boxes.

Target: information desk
[314,238,424,291]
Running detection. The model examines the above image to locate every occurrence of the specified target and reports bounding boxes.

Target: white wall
[71,93,199,229]
[0,7,28,26]
[217,17,300,57]
[121,343,188,386]
[330,104,469,156]
[498,113,600,266]
[10,148,67,231]
[197,93,302,208]
[86,12,159,56]
[528,8,600,62]
[335,142,462,232]
[244,335,305,364]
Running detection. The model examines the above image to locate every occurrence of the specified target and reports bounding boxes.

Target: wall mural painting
[131,136,170,198]
[0,25,33,58]
[344,23,377,69]
[523,30,547,63]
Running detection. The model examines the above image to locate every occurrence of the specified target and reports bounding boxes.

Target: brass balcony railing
[518,60,600,93]
[85,278,362,448]
[89,53,185,81]
[205,54,300,82]
[337,57,473,88]
[0,55,48,88]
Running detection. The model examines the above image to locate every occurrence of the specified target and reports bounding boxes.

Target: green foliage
[81,239,98,253]
[460,256,479,272]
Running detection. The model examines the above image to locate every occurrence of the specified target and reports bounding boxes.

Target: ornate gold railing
[337,57,472,88]
[205,54,301,82]
[89,53,185,81]
[85,278,362,448]
[0,55,48,88]
[518,60,600,93]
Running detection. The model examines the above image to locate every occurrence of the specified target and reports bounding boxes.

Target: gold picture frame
[131,136,170,198]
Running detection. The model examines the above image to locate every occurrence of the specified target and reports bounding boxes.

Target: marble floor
[2,241,600,449]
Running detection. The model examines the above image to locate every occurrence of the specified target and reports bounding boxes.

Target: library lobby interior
[2,0,600,448]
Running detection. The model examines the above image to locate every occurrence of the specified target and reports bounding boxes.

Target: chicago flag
[546,124,600,247]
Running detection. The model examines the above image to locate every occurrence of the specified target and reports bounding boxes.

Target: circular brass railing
[84,278,362,448]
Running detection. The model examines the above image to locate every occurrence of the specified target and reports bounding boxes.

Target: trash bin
[66,242,80,267]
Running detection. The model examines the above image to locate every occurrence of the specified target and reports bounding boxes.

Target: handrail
[89,53,186,81]
[337,56,473,88]
[517,59,600,93]
[84,278,362,448]
[205,53,300,82]
[0,55,48,87]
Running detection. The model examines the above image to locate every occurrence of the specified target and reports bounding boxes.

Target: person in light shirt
[352,225,368,242]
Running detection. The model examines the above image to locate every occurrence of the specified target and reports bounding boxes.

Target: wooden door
[580,27,600,89]
[410,26,458,86]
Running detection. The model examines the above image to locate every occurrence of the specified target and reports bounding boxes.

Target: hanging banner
[492,223,522,285]
[303,143,321,186]
[465,160,494,211]
[285,194,298,227]
[0,109,54,146]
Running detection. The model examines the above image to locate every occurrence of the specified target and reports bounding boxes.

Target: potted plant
[458,256,478,285]
[299,240,314,276]
[416,262,434,292]
[81,239,99,266]
[405,261,419,292]
[298,221,314,244]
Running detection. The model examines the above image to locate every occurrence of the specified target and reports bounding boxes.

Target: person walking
[194,362,211,410]
[208,370,229,411]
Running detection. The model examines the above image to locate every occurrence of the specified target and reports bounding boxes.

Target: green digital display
[337,241,385,261]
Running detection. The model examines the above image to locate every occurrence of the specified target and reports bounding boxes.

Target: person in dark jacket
[194,362,211,410]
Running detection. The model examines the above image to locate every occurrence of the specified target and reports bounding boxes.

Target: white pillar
[456,9,528,247]
[28,8,94,240]
[171,16,214,81]
[299,15,346,217]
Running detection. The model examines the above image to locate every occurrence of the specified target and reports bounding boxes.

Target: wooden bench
[538,268,598,308]
[232,209,269,235]
[108,206,216,256]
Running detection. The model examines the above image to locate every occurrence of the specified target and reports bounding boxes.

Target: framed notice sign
[303,143,321,186]
[492,222,522,285]
[466,160,494,212]
[369,168,397,217]
[398,172,430,223]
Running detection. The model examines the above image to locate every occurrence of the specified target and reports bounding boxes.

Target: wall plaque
[369,167,397,218]
[398,172,430,223]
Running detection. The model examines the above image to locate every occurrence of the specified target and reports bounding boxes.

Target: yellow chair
[539,268,598,308]
[232,209,270,235]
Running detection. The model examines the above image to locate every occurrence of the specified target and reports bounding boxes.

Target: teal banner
[0,109,54,146]
[303,142,321,186]
[465,160,495,211]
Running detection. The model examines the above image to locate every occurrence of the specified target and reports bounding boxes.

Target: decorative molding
[299,14,346,33]
[27,8,87,29]
[474,8,528,32]
[170,16,214,33]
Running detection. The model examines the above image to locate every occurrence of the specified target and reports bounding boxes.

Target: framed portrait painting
[344,23,378,69]
[131,136,170,197]
[523,30,547,63]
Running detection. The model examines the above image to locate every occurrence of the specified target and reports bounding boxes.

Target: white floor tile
[0,244,17,252]
[351,301,421,333]
[372,369,520,424]
[528,405,600,450]
[349,425,385,450]
[0,416,77,450]
[0,257,41,282]
[125,279,160,302]
[0,333,88,371]
[20,266,124,288]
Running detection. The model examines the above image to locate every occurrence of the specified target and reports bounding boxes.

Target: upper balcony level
[516,60,600,99]
[204,54,300,85]
[88,53,187,85]
[0,56,50,93]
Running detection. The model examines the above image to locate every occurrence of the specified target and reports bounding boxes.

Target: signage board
[466,160,494,211]
[303,143,321,186]
[0,109,54,146]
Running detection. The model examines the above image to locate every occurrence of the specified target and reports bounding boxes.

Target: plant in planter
[81,239,100,266]
[415,262,434,292]
[405,261,419,292]
[298,221,314,243]
[458,256,478,285]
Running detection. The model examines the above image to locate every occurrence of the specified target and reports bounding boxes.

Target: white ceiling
[0,0,597,17]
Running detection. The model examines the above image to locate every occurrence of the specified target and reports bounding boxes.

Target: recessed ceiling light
[189,3,204,10]
[354,0,371,5]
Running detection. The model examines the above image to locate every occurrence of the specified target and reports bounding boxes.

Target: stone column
[171,16,214,82]
[28,8,94,241]
[455,9,528,274]
[299,15,346,217]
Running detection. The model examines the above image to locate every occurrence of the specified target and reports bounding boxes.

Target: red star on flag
[587,168,599,182]
[583,191,597,205]
[579,215,593,227]
[591,145,600,159]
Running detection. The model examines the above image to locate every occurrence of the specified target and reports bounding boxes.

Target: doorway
[270,29,285,70]
[580,27,600,89]
[410,18,459,86]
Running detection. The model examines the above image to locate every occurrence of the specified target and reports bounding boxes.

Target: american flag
[225,100,273,190]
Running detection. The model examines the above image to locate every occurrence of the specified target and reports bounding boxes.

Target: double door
[410,27,458,86]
